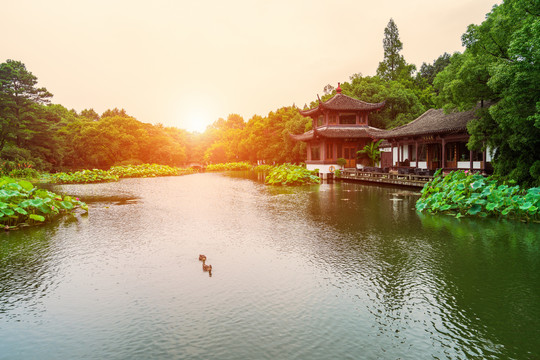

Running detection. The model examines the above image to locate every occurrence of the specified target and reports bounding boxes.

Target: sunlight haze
[2,0,500,132]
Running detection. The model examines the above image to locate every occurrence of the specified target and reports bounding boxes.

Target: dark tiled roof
[370,108,477,139]
[290,125,381,141]
[299,93,385,116]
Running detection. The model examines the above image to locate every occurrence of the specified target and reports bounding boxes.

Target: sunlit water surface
[1,172,539,359]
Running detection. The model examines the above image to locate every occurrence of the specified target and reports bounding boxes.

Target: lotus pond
[1,172,539,359]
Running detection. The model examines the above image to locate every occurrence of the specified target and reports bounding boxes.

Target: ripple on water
[0,173,539,359]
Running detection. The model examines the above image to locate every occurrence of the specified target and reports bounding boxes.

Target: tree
[342,76,426,129]
[0,60,52,152]
[434,0,540,186]
[416,53,451,88]
[376,19,415,81]
[80,108,100,121]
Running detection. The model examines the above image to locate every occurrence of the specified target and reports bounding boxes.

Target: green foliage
[341,75,428,129]
[0,160,39,178]
[334,169,341,178]
[48,169,119,184]
[336,158,347,168]
[0,60,53,152]
[416,53,451,87]
[109,164,195,178]
[265,164,320,186]
[206,162,252,172]
[0,176,88,229]
[254,164,273,172]
[416,169,539,222]
[47,164,196,184]
[357,140,384,167]
[433,0,540,187]
[376,18,415,82]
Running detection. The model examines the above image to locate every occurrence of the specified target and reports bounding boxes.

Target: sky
[2,0,500,133]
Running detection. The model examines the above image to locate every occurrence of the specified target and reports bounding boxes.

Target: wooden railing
[339,169,433,188]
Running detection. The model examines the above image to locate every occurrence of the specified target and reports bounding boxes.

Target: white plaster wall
[306,163,338,173]
[487,146,493,162]
[417,161,427,169]
[402,146,409,161]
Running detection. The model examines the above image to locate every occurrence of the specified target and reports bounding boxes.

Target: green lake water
[1,172,539,359]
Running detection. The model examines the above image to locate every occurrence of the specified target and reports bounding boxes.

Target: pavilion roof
[370,108,478,139]
[290,125,381,141]
[299,93,385,117]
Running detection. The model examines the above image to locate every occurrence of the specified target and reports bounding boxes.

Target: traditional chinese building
[291,83,385,173]
[372,107,492,173]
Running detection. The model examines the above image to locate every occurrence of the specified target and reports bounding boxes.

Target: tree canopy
[434,0,540,186]
[1,1,538,187]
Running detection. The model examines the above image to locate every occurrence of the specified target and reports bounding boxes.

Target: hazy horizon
[2,0,500,132]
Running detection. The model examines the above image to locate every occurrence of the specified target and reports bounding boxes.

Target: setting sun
[182,109,213,133]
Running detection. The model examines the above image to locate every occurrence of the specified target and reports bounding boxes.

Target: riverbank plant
[206,162,252,172]
[109,164,196,178]
[0,177,88,230]
[254,164,273,172]
[47,169,119,184]
[45,164,196,184]
[265,164,320,186]
[1,161,40,179]
[416,170,539,222]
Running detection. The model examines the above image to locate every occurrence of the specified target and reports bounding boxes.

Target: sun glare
[183,109,212,133]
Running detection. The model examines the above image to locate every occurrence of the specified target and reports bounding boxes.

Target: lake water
[1,172,539,359]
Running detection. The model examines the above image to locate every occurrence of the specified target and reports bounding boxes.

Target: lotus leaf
[416,170,539,222]
[1,208,15,216]
[519,202,533,211]
[60,201,74,210]
[14,207,28,215]
[29,214,45,222]
[17,180,33,191]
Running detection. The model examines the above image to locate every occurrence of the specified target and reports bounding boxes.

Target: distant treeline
[1,0,538,186]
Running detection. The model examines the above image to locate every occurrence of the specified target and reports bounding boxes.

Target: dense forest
[0,0,538,186]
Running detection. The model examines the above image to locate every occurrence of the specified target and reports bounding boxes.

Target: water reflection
[0,173,538,359]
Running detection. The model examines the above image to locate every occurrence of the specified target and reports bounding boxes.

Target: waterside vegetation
[45,164,196,184]
[206,162,252,172]
[0,177,88,230]
[264,164,320,186]
[416,170,539,222]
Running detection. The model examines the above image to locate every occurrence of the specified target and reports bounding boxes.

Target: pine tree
[376,19,410,81]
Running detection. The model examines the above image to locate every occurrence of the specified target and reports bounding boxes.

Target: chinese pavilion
[371,107,492,173]
[291,83,385,173]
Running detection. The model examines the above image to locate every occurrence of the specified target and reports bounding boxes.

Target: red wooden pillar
[391,143,394,167]
[415,140,418,168]
[441,138,446,170]
[482,142,487,172]
[469,150,473,172]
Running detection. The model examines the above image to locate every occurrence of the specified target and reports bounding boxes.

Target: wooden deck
[338,169,432,188]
